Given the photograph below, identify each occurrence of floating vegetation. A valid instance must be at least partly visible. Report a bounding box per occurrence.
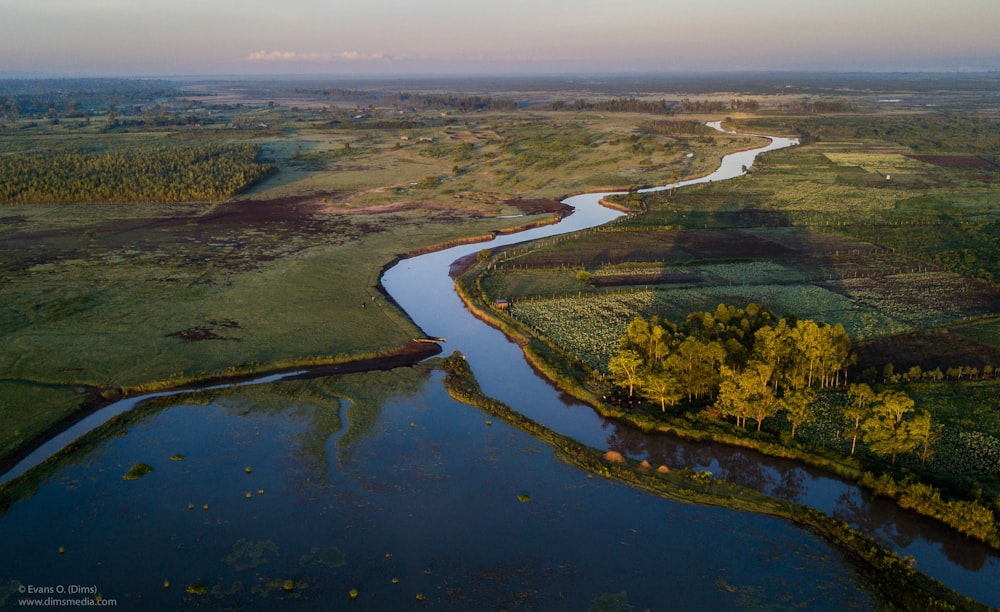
[299,546,347,569]
[517,493,531,503]
[122,463,153,480]
[225,539,279,571]
[186,582,208,596]
[163,580,170,589]
[349,588,359,599]
[588,590,633,612]
[170,454,185,461]
[245,466,253,474]
[283,580,295,592]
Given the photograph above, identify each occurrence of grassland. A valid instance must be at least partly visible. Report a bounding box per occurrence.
[0,80,778,467]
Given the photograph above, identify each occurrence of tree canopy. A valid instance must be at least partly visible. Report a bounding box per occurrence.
[609,303,855,435]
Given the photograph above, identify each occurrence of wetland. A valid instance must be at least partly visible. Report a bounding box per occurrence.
[2,74,999,608]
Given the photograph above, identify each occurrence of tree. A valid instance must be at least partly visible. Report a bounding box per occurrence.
[907,411,937,466]
[667,337,725,401]
[861,390,920,464]
[639,370,683,412]
[608,350,644,398]
[782,388,816,438]
[717,363,779,431]
[751,318,792,391]
[845,383,875,456]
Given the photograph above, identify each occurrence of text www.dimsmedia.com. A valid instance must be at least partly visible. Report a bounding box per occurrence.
[17,597,117,607]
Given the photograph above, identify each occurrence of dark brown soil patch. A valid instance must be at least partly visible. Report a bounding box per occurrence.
[675,229,796,259]
[503,198,573,216]
[854,331,1000,376]
[167,326,239,343]
[906,154,999,170]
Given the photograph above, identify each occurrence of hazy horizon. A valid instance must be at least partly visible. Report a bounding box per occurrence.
[2,0,998,77]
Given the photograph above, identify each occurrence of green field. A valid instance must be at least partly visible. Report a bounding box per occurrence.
[459,92,1000,539]
[0,79,783,465]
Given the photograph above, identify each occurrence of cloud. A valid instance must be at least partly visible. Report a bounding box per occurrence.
[246,50,389,63]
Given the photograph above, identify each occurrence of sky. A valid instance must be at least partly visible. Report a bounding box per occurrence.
[1,0,998,76]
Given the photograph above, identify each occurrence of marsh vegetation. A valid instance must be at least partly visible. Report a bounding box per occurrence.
[2,73,999,607]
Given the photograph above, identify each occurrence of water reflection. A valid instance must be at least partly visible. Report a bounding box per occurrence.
[0,369,878,610]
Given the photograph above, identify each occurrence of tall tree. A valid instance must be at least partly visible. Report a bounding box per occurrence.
[717,363,779,431]
[907,411,937,466]
[639,370,683,412]
[845,383,876,456]
[609,349,644,398]
[861,390,920,464]
[782,388,816,438]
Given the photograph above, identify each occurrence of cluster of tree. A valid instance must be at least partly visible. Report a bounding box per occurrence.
[844,383,934,465]
[608,304,853,433]
[0,143,276,204]
[875,363,996,384]
[677,98,760,113]
[393,93,518,112]
[552,98,676,114]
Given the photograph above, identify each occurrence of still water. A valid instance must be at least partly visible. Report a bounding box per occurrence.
[0,371,876,609]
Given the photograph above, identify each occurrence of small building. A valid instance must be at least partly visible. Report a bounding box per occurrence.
[494,299,511,310]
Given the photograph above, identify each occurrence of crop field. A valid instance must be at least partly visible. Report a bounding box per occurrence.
[487,112,1000,385]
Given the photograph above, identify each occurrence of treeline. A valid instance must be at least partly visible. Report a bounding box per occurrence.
[609,303,852,425]
[551,98,675,114]
[392,93,518,112]
[0,143,276,204]
[0,79,178,120]
[677,98,761,113]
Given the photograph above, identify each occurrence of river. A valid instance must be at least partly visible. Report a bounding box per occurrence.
[1,125,996,609]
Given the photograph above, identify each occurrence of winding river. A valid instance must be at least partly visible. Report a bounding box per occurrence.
[2,124,997,609]
[381,123,1000,607]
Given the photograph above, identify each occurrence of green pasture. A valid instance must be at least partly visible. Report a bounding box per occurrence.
[0,105,762,464]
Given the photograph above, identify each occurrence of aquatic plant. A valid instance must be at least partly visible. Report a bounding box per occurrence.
[225,539,278,571]
[186,582,208,595]
[349,588,359,599]
[170,454,185,461]
[122,463,153,480]
[298,546,346,569]
[517,493,531,503]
